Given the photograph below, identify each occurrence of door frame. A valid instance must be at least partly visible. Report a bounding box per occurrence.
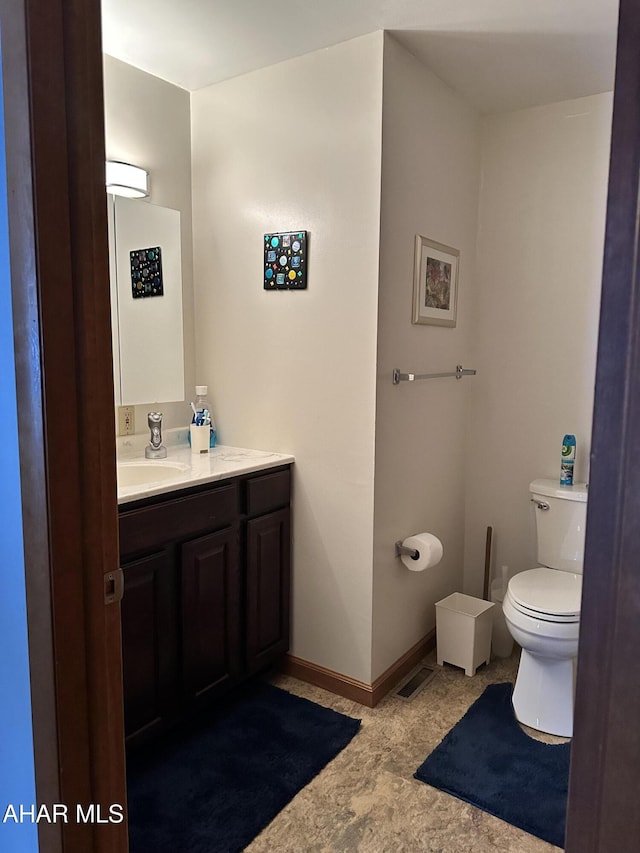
[565,1,640,849]
[3,0,640,851]
[2,0,127,851]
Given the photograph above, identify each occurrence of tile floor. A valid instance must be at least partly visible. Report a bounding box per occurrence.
[246,649,564,853]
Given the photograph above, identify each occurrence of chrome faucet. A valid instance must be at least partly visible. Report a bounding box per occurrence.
[145,411,167,459]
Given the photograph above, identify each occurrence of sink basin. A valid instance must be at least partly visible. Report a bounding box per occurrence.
[117,461,189,489]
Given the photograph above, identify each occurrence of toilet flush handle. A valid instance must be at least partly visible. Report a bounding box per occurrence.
[531,498,550,511]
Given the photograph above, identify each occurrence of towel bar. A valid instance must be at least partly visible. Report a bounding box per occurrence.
[392,365,477,384]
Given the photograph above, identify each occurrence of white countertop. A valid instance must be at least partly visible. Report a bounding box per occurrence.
[117,432,294,505]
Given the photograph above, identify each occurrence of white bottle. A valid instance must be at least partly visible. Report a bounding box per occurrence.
[192,385,217,448]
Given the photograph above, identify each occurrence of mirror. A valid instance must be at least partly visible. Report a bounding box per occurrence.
[107,195,185,406]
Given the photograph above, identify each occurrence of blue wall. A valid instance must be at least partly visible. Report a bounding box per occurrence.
[0,38,40,853]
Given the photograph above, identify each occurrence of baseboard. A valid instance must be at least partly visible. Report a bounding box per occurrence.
[370,629,436,706]
[281,629,436,708]
[281,656,375,706]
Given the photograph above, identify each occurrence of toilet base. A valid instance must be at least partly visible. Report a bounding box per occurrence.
[512,649,575,737]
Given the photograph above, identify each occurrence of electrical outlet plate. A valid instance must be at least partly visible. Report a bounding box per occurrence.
[118,405,135,436]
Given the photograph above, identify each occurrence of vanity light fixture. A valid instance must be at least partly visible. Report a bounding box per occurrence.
[105,160,149,198]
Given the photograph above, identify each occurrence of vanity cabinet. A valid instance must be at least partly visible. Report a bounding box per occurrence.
[119,465,291,747]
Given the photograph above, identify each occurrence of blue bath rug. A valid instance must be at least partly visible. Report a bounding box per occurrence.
[415,682,570,848]
[127,682,361,853]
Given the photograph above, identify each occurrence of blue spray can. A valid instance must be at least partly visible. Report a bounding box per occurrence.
[560,434,576,485]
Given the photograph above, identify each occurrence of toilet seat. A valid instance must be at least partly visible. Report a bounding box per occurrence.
[509,599,579,623]
[503,593,580,644]
[507,568,581,623]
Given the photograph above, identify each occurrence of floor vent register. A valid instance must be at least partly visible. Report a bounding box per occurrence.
[393,664,437,701]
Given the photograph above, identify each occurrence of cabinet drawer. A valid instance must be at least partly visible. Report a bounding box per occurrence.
[120,483,238,557]
[244,468,290,517]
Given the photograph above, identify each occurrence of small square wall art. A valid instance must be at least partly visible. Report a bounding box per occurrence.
[264,231,308,290]
[130,246,164,299]
[412,235,459,326]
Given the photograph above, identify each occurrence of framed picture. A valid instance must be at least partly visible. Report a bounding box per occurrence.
[264,230,308,290]
[412,235,459,327]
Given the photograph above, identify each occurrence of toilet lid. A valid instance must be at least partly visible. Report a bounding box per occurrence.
[508,568,582,618]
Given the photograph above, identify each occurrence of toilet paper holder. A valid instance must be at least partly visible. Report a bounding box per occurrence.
[395,540,420,561]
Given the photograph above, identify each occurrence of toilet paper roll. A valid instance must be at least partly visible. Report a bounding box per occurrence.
[400,533,444,572]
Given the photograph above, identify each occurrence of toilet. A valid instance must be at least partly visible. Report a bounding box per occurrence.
[502,478,587,737]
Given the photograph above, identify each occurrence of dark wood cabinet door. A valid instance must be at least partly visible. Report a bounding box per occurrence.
[181,526,241,701]
[121,549,176,744]
[246,508,291,674]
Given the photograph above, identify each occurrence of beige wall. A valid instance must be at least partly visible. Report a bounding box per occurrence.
[463,93,613,595]
[372,35,482,680]
[190,34,384,683]
[106,45,612,686]
[103,55,194,431]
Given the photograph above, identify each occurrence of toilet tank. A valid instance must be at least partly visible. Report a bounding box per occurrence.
[530,479,588,573]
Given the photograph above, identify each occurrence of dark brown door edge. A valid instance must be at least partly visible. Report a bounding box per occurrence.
[1,0,127,850]
[566,0,640,851]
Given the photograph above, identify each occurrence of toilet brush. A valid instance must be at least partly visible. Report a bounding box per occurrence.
[483,526,493,601]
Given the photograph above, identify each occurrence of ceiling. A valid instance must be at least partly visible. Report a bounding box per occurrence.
[101,0,619,114]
